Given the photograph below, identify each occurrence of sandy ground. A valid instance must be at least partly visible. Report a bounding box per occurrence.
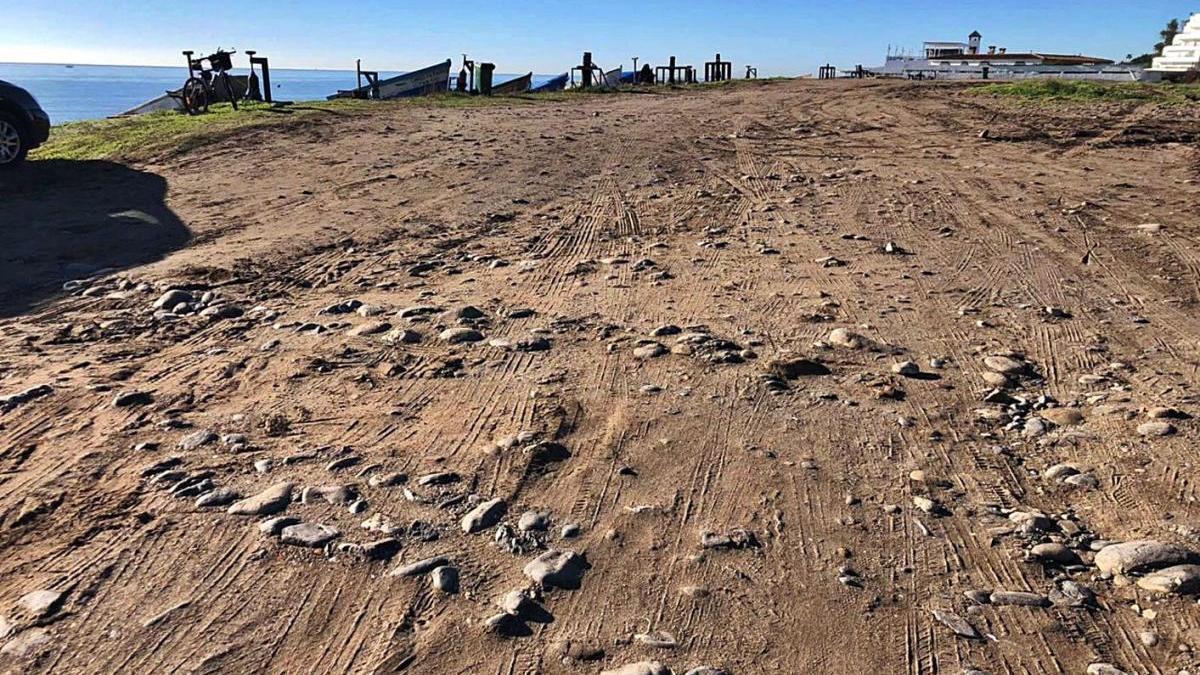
[2,79,1200,674]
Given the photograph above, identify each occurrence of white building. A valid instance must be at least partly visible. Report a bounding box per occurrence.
[1151,13,1200,72]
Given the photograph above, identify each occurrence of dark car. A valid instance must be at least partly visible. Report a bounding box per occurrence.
[0,80,51,167]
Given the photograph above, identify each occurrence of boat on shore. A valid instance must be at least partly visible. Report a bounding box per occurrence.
[117,75,250,116]
[493,72,532,95]
[603,67,622,87]
[530,72,568,93]
[328,59,451,100]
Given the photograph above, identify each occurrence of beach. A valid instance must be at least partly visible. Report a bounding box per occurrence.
[3,79,1200,674]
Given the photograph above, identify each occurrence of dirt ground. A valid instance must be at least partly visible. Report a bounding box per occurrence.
[2,79,1200,675]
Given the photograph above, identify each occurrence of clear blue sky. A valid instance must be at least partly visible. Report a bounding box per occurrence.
[5,0,1196,74]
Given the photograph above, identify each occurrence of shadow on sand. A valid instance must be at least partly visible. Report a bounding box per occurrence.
[0,160,190,318]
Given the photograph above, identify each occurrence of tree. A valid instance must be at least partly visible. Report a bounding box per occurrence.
[1154,18,1181,55]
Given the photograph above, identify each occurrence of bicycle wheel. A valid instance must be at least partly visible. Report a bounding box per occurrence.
[181,77,209,115]
[218,73,238,111]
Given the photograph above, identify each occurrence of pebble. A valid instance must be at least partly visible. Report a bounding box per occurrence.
[1029,543,1081,566]
[280,523,340,547]
[634,342,668,359]
[932,609,980,639]
[178,430,218,451]
[153,289,193,309]
[227,482,294,516]
[601,663,672,675]
[561,522,582,538]
[828,328,868,349]
[431,565,460,593]
[1040,408,1084,426]
[892,360,921,376]
[1095,540,1197,576]
[195,488,240,508]
[113,390,153,407]
[439,327,484,344]
[390,555,451,577]
[483,612,529,637]
[1087,665,1129,675]
[1135,564,1200,595]
[518,511,552,532]
[983,355,1027,375]
[0,627,52,657]
[524,550,587,589]
[258,516,300,536]
[989,590,1050,607]
[685,668,732,675]
[417,472,460,487]
[17,590,62,618]
[461,498,507,534]
[1137,421,1176,437]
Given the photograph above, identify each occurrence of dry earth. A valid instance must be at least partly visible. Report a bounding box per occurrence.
[2,79,1200,675]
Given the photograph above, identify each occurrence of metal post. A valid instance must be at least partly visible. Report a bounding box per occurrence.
[258,56,272,102]
[669,56,676,85]
[582,52,594,88]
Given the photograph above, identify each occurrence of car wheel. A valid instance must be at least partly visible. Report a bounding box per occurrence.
[0,113,28,167]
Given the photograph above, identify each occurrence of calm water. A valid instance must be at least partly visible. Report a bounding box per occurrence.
[0,62,561,124]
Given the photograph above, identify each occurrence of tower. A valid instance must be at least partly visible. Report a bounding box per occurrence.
[968,31,982,55]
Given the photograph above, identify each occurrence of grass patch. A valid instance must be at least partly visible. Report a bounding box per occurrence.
[30,89,636,163]
[33,79,781,164]
[971,79,1200,103]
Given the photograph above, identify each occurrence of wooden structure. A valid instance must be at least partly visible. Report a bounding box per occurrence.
[705,53,732,82]
[328,59,451,100]
[572,51,604,88]
[656,56,695,85]
[493,72,532,95]
[745,65,757,79]
[818,64,837,80]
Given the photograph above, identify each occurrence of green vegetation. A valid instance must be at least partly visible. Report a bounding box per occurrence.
[971,80,1200,104]
[32,78,780,163]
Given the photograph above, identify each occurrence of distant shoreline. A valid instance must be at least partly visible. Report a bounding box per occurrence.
[0,61,419,73]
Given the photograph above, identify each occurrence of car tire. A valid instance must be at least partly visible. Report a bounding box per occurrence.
[0,112,29,168]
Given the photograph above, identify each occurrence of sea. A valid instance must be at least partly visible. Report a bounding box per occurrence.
[0,62,562,124]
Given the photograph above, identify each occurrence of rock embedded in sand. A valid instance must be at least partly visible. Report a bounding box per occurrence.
[461,498,506,534]
[1137,421,1175,437]
[989,590,1050,607]
[431,565,460,593]
[280,523,339,547]
[18,590,62,618]
[1040,408,1083,426]
[983,355,1026,375]
[440,327,484,344]
[633,342,668,359]
[524,550,587,588]
[766,357,830,379]
[828,328,867,349]
[113,390,153,407]
[1087,665,1129,675]
[227,482,294,516]
[0,627,52,657]
[390,555,450,577]
[932,609,980,640]
[1029,543,1081,566]
[1094,540,1197,576]
[153,289,193,310]
[684,668,732,675]
[518,511,551,532]
[1134,564,1200,595]
[601,662,672,675]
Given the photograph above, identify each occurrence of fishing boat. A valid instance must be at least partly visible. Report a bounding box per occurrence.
[118,91,183,116]
[603,67,622,88]
[493,72,532,95]
[328,59,451,100]
[117,75,249,116]
[530,72,569,93]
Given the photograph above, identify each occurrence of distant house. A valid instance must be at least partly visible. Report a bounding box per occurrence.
[871,30,1136,81]
[1150,13,1200,73]
[927,51,1113,68]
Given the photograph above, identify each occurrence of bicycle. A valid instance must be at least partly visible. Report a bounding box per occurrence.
[173,49,240,115]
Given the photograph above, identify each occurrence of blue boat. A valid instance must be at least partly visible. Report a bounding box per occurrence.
[493,72,533,95]
[530,73,569,93]
[328,59,451,100]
